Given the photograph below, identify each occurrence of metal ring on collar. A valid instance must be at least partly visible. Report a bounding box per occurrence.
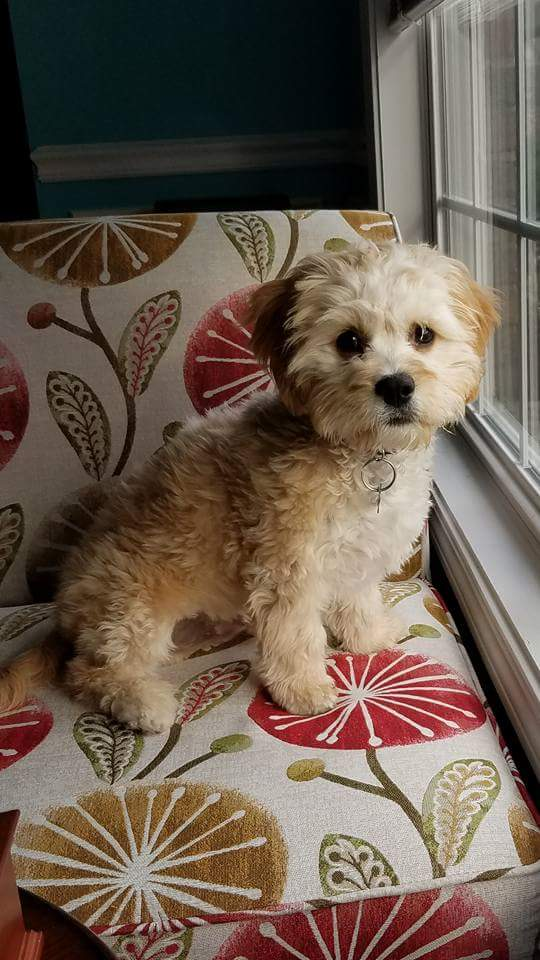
[360,455,397,493]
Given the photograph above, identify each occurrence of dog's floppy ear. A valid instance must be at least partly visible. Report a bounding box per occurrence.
[447,260,500,402]
[249,248,371,413]
[249,272,306,414]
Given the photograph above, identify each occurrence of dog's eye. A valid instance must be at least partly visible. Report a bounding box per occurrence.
[413,324,435,346]
[336,329,365,356]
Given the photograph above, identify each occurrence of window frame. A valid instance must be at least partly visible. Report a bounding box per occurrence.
[364,0,540,777]
[426,1,540,529]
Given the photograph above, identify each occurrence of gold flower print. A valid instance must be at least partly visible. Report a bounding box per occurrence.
[340,210,397,243]
[0,214,196,286]
[387,537,423,581]
[508,803,540,865]
[14,781,287,929]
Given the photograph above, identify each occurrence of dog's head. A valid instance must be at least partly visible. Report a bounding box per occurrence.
[249,242,499,449]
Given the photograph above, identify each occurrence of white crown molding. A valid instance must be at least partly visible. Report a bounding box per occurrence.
[31,130,365,184]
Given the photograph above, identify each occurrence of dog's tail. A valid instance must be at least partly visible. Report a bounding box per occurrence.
[0,632,68,712]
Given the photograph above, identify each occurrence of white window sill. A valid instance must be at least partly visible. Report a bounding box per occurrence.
[431,430,540,779]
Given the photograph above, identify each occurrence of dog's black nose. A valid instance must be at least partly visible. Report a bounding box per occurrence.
[375,373,415,408]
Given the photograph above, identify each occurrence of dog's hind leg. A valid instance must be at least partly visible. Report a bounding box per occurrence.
[62,591,179,733]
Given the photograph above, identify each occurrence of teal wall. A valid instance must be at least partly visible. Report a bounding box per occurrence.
[9,0,366,216]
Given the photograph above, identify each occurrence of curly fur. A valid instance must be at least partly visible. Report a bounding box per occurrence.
[0,242,498,730]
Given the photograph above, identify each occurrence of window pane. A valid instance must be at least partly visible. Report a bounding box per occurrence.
[437,0,519,213]
[445,209,474,266]
[432,0,539,487]
[529,240,539,468]
[440,7,474,201]
[484,226,522,442]
[526,0,539,220]
[481,2,518,213]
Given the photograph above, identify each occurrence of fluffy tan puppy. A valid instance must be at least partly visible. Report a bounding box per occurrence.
[0,242,498,732]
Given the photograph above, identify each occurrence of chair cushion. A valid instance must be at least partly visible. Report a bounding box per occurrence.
[1,579,538,958]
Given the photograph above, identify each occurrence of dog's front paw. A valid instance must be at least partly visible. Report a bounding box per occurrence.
[269,675,338,716]
[108,680,178,734]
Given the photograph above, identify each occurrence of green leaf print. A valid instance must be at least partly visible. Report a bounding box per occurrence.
[118,291,182,398]
[319,834,399,894]
[0,604,55,643]
[324,237,352,253]
[0,503,24,586]
[134,659,251,779]
[422,759,500,869]
[74,712,144,784]
[47,371,111,480]
[408,623,441,638]
[218,213,275,281]
[380,580,421,606]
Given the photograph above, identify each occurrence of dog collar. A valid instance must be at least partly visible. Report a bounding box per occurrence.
[360,449,397,513]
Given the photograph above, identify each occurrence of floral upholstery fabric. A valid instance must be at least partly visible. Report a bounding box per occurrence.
[0,211,538,958]
[0,583,538,958]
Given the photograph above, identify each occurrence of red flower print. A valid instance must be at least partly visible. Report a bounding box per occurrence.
[215,886,508,959]
[0,700,53,771]
[248,651,485,749]
[0,339,29,470]
[184,286,273,414]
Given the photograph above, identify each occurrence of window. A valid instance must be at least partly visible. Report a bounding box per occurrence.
[367,0,540,776]
[428,0,539,500]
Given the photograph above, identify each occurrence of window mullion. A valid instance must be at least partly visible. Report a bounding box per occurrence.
[439,196,540,241]
[470,13,482,211]
[516,0,529,467]
[470,10,489,415]
[427,14,445,248]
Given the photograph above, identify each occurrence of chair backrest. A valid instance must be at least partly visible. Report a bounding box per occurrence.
[0,210,400,605]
